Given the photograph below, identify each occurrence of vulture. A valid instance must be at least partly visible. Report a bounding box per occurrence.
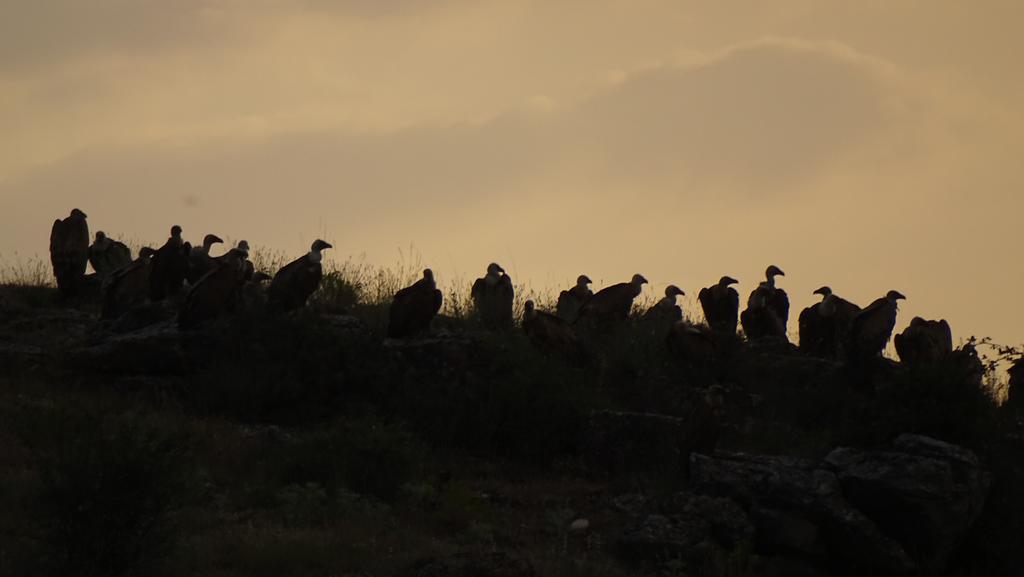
[239,271,272,311]
[698,276,739,334]
[267,239,332,313]
[849,290,906,361]
[149,225,191,301]
[576,274,648,326]
[178,248,250,329]
[88,231,132,277]
[556,275,593,323]
[388,268,443,338]
[643,285,686,323]
[101,247,156,319]
[186,233,224,285]
[741,266,788,340]
[894,317,953,366]
[798,286,861,359]
[471,262,514,330]
[522,300,589,363]
[49,209,90,297]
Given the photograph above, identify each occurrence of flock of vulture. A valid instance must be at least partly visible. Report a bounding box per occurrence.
[48,209,955,365]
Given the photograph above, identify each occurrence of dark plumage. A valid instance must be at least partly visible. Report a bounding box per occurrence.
[741,266,788,340]
[522,300,589,363]
[187,234,224,285]
[49,208,90,297]
[102,247,156,319]
[666,322,718,366]
[471,263,514,330]
[178,249,250,329]
[577,274,648,326]
[388,269,443,338]
[643,285,685,323]
[149,225,191,301]
[850,290,906,361]
[798,286,861,359]
[894,317,953,366]
[88,231,132,277]
[698,276,739,333]
[267,240,332,313]
[556,275,593,323]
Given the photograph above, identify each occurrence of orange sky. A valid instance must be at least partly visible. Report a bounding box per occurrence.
[1,1,1021,346]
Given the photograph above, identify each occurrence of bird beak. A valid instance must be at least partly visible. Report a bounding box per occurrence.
[324,242,334,249]
[213,236,224,244]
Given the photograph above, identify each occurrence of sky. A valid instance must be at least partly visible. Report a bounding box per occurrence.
[0,0,1021,346]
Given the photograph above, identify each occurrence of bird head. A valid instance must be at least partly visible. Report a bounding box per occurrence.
[236,240,250,252]
[631,274,648,286]
[70,208,87,219]
[203,234,224,248]
[311,239,333,252]
[138,247,157,258]
[94,231,107,242]
[423,268,434,281]
[577,274,592,286]
[170,225,183,238]
[766,265,785,280]
[487,263,505,275]
[886,290,906,302]
[665,285,685,298]
[719,276,739,287]
[813,286,832,298]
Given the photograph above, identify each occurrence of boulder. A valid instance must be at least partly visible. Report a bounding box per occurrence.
[690,452,916,575]
[824,434,990,573]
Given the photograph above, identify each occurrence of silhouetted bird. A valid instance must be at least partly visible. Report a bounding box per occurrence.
[556,275,593,323]
[850,290,905,361]
[267,239,331,313]
[49,209,90,297]
[149,225,191,301]
[577,274,648,326]
[894,317,953,366]
[187,233,224,285]
[178,248,249,329]
[388,269,443,338]
[471,263,514,330]
[522,300,589,364]
[699,276,739,334]
[102,247,157,319]
[666,322,718,366]
[798,286,861,359]
[643,285,685,323]
[88,231,132,277]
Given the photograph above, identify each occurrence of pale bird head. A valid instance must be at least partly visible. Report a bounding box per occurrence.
[813,286,832,298]
[203,234,224,247]
[631,274,648,286]
[524,299,536,314]
[171,225,183,238]
[94,231,107,242]
[719,276,739,287]
[311,239,333,252]
[577,274,592,286]
[237,240,250,252]
[665,285,685,298]
[487,263,505,275]
[423,268,434,282]
[70,208,87,219]
[766,265,785,280]
[886,290,906,302]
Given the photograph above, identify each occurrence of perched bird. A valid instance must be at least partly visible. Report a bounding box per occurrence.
[187,233,225,284]
[238,271,272,311]
[556,275,593,323]
[741,266,789,340]
[698,276,739,334]
[894,317,953,366]
[49,209,90,297]
[522,300,590,364]
[643,285,686,323]
[471,263,514,330]
[88,231,132,277]
[850,290,906,361]
[577,274,648,326]
[101,247,157,319]
[178,248,250,329]
[267,239,332,313]
[218,240,255,282]
[149,225,191,301]
[388,269,443,338]
[798,286,861,359]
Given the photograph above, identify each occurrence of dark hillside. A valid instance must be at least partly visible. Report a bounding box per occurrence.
[0,282,1021,577]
